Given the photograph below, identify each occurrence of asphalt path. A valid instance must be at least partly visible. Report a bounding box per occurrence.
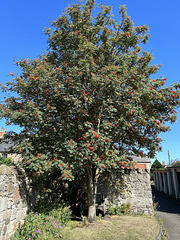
[152,186,180,240]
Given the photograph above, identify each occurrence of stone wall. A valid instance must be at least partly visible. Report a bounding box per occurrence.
[0,156,154,239]
[97,159,154,215]
[112,168,154,214]
[0,165,27,240]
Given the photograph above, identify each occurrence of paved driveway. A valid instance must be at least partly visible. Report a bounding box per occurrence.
[152,186,180,240]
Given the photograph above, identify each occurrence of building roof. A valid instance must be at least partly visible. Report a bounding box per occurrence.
[0,139,14,153]
[131,155,151,163]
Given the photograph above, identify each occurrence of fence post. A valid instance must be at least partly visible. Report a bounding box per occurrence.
[172,169,179,199]
[167,170,172,196]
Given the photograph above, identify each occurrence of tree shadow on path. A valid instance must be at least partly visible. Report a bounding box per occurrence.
[152,185,180,214]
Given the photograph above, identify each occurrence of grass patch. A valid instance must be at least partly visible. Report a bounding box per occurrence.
[11,200,160,240]
[62,215,160,240]
[157,217,169,240]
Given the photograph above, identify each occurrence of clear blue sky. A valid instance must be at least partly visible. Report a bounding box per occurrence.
[0,0,180,165]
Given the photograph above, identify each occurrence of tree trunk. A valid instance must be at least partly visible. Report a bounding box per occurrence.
[87,167,98,222]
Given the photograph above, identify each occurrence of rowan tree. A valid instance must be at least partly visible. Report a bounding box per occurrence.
[1,0,180,221]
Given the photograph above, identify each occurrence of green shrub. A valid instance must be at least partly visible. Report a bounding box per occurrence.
[107,202,131,215]
[107,204,121,215]
[0,157,14,166]
[11,203,72,240]
[34,201,72,225]
[48,203,72,225]
[120,203,131,214]
[11,212,63,239]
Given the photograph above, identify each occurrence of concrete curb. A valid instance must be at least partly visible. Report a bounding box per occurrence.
[155,215,162,240]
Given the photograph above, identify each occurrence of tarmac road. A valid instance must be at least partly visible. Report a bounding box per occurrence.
[152,186,180,240]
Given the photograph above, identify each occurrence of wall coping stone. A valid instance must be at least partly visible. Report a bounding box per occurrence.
[0,165,17,175]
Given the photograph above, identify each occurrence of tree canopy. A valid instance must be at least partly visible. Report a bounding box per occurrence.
[0,0,180,221]
[151,159,164,169]
[170,159,180,167]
